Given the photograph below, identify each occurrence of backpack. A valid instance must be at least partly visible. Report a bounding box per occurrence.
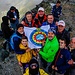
[10,33,21,50]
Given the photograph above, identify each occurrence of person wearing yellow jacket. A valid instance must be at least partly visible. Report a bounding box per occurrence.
[23,58,48,75]
[16,36,37,73]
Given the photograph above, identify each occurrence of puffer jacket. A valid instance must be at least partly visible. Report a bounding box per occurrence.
[16,43,36,63]
[23,68,48,75]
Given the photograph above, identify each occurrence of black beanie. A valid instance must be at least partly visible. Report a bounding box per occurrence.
[17,24,24,30]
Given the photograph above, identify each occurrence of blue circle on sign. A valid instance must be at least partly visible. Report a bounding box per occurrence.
[30,29,47,46]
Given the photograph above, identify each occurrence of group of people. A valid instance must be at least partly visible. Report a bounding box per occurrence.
[1,0,75,75]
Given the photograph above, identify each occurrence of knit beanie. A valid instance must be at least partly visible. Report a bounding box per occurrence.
[17,24,24,30]
[48,28,56,34]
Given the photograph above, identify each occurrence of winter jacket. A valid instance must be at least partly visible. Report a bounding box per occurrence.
[16,43,37,63]
[34,14,47,27]
[52,5,62,18]
[55,48,71,74]
[23,68,48,75]
[10,31,25,54]
[7,9,19,23]
[56,29,70,46]
[21,17,35,27]
[39,36,59,62]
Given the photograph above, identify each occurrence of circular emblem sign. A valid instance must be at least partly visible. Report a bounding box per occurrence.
[30,28,47,46]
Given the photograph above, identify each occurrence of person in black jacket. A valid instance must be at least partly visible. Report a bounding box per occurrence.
[1,16,14,39]
[1,16,14,50]
[7,6,19,31]
[56,20,70,46]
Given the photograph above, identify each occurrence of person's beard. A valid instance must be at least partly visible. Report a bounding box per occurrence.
[48,37,53,40]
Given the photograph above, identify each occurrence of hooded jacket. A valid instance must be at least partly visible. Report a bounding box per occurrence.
[1,16,14,39]
[39,36,59,62]
[16,43,37,63]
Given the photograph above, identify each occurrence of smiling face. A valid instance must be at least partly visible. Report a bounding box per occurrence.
[21,39,28,47]
[48,32,55,40]
[58,25,65,33]
[17,27,24,34]
[38,10,45,17]
[47,15,54,24]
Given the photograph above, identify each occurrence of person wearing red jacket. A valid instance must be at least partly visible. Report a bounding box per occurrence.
[34,7,47,28]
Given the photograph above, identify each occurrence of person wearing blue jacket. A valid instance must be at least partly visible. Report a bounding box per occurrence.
[52,38,72,75]
[52,1,62,22]
[42,14,57,33]
[10,24,25,54]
